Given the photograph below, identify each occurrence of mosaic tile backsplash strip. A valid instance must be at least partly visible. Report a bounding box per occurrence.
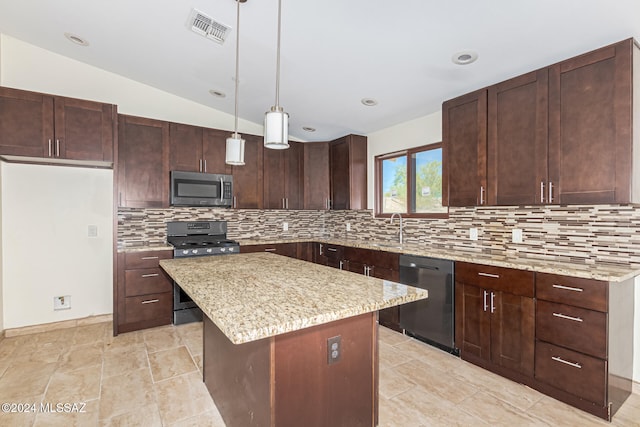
[118,204,640,268]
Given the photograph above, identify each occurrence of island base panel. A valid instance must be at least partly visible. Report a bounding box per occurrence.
[204,312,379,427]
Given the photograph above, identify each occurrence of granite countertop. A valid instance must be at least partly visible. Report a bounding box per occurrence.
[121,237,640,282]
[237,238,640,282]
[159,252,428,345]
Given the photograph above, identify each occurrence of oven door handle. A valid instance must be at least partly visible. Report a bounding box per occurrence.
[220,177,224,202]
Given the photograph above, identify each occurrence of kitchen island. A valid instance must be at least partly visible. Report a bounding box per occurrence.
[160,252,428,427]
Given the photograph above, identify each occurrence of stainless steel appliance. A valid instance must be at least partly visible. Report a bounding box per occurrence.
[170,170,233,207]
[399,255,458,355]
[167,220,240,324]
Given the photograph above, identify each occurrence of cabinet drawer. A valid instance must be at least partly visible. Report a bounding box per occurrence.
[535,341,606,405]
[322,244,344,261]
[125,268,173,297]
[536,300,607,358]
[124,292,172,324]
[455,262,534,297]
[536,273,607,312]
[124,250,173,269]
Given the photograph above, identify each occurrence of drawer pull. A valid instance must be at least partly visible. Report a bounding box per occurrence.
[141,299,159,304]
[478,272,500,279]
[264,248,277,252]
[141,256,159,260]
[141,273,159,278]
[552,284,583,292]
[327,248,338,252]
[551,356,582,369]
[552,312,583,322]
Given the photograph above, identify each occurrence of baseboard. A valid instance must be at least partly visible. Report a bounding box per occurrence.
[4,314,113,338]
[634,380,640,395]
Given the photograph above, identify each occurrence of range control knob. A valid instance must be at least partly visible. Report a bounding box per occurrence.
[182,250,189,255]
[191,249,198,254]
[228,247,235,252]
[206,248,213,253]
[220,247,227,252]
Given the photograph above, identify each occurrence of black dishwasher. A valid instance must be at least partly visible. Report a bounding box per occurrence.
[399,255,458,355]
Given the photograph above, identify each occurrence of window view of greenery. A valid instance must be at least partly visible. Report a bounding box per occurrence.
[378,143,447,216]
[382,156,407,213]
[412,148,446,213]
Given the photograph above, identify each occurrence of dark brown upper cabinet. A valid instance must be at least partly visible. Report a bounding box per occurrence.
[445,38,637,207]
[169,122,230,175]
[117,115,170,208]
[548,38,634,204]
[303,142,331,210]
[443,89,488,207]
[0,86,115,163]
[231,133,264,209]
[487,69,548,205]
[330,134,367,210]
[263,141,303,210]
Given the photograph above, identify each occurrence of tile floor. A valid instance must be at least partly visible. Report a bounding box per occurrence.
[0,321,638,426]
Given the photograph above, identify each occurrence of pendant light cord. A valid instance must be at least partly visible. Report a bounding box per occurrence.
[233,0,241,136]
[275,0,282,108]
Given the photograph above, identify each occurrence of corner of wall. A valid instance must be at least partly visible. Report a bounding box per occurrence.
[0,161,4,335]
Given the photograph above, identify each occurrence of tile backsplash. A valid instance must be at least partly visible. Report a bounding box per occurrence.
[118,204,640,268]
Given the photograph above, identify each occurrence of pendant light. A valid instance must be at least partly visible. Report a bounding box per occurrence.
[264,0,289,149]
[225,0,246,165]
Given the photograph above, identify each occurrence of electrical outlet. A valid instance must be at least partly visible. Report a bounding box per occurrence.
[54,295,71,310]
[327,335,341,365]
[469,228,478,241]
[88,224,98,237]
[282,222,288,231]
[512,228,523,243]
[346,223,351,231]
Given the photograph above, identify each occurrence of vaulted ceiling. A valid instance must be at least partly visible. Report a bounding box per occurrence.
[1,0,639,141]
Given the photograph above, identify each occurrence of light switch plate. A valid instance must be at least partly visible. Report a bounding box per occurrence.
[88,225,98,237]
[282,222,289,231]
[346,223,351,231]
[469,228,478,241]
[512,228,523,243]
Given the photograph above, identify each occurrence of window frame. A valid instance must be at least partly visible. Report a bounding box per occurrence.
[374,142,448,219]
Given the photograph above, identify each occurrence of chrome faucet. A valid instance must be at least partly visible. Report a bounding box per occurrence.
[390,213,403,245]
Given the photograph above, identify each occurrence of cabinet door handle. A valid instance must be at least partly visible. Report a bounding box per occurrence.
[56,139,60,157]
[141,273,159,278]
[548,181,554,203]
[327,247,337,252]
[551,356,582,369]
[48,139,53,157]
[479,185,485,205]
[233,196,237,209]
[319,243,323,256]
[478,272,500,279]
[552,284,583,292]
[552,312,583,322]
[141,256,159,260]
[264,248,277,252]
[203,159,207,173]
[282,198,286,209]
[119,192,123,206]
[199,159,203,172]
[286,198,289,209]
[483,290,489,312]
[364,265,368,275]
[141,299,160,304]
[339,260,344,270]
[540,181,545,203]
[490,292,496,313]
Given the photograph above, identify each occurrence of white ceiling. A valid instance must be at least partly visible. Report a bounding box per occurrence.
[1,0,639,142]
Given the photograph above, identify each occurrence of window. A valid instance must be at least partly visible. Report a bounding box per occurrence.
[375,142,447,218]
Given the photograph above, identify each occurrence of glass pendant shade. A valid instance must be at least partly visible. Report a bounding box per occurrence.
[264,107,289,149]
[225,134,245,165]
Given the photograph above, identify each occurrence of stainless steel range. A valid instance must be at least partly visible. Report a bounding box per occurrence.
[167,220,240,324]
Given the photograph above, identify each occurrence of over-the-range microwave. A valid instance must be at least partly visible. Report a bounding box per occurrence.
[170,170,233,207]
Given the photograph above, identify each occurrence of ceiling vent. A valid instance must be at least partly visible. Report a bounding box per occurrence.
[189,9,230,44]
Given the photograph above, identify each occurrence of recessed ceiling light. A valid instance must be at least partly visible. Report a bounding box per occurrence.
[452,51,478,65]
[209,89,226,98]
[64,32,89,46]
[302,126,316,132]
[361,98,378,107]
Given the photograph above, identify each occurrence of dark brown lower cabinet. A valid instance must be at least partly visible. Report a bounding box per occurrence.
[240,242,297,258]
[115,250,174,334]
[203,312,378,426]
